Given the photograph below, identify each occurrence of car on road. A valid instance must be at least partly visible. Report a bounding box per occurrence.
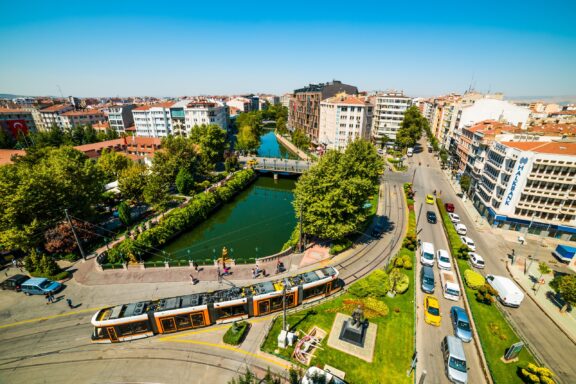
[455,223,467,235]
[425,194,435,204]
[469,253,485,269]
[426,211,437,224]
[421,265,435,293]
[0,274,29,292]
[420,241,435,266]
[437,249,452,270]
[247,159,258,167]
[442,336,468,384]
[21,277,63,296]
[460,236,476,251]
[445,203,455,213]
[424,295,441,326]
[448,213,460,223]
[450,306,472,343]
[301,367,347,384]
[486,275,525,307]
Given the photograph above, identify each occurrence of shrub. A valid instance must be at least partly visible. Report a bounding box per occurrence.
[456,244,471,260]
[464,270,485,290]
[329,238,353,255]
[518,362,556,384]
[364,297,389,317]
[389,268,409,294]
[476,284,498,305]
[223,321,249,345]
[348,270,390,299]
[402,234,417,251]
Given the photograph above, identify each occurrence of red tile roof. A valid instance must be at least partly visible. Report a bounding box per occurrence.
[133,102,175,111]
[40,104,72,113]
[501,141,576,155]
[0,149,26,165]
[93,121,110,130]
[62,110,105,117]
[0,108,33,114]
[323,94,369,106]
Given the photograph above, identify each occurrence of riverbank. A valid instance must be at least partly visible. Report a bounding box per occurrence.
[275,132,310,160]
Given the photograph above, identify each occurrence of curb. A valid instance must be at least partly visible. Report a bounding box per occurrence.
[505,262,576,345]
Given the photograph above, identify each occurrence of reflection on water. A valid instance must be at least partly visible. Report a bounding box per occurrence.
[258,129,298,159]
[159,175,297,263]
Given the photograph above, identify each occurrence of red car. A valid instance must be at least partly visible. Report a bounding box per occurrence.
[445,203,455,213]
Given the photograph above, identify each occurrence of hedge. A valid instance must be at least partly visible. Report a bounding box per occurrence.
[223,321,250,345]
[464,269,485,290]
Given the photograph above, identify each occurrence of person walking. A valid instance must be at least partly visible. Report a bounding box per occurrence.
[48,292,54,304]
[193,261,199,272]
[45,293,51,305]
[66,298,73,309]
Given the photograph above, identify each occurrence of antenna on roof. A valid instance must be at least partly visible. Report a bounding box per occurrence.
[57,85,64,99]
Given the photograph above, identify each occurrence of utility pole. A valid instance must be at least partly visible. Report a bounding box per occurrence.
[282,279,288,331]
[411,168,417,184]
[65,208,86,261]
[299,204,304,252]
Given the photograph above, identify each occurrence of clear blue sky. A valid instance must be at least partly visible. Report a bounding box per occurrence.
[1,0,575,98]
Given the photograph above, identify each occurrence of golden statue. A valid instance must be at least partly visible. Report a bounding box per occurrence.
[217,247,231,269]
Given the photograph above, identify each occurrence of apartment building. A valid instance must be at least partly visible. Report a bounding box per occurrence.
[289,80,358,143]
[226,97,252,113]
[319,93,373,150]
[458,98,530,131]
[38,104,74,130]
[371,91,412,144]
[184,99,228,132]
[106,104,135,133]
[62,110,106,129]
[474,141,576,240]
[133,102,175,137]
[0,108,37,138]
[280,93,292,109]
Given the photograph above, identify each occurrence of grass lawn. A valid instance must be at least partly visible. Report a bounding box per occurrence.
[261,280,414,384]
[436,198,536,383]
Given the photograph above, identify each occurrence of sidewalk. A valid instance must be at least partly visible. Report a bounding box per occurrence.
[507,258,576,343]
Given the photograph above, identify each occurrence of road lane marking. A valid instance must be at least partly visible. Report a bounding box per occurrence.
[0,307,104,329]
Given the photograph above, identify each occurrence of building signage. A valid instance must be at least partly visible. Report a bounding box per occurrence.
[504,341,524,361]
[504,157,529,207]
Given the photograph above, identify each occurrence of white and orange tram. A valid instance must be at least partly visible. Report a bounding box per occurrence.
[91,266,341,343]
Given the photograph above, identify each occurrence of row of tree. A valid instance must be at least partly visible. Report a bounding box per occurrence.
[235,105,289,153]
[394,105,427,149]
[293,139,383,241]
[0,124,120,150]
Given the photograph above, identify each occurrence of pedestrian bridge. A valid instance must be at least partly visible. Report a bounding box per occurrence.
[239,156,313,174]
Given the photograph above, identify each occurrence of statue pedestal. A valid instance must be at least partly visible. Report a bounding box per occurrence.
[339,319,366,347]
[327,313,377,363]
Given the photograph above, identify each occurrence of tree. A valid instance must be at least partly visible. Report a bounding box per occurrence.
[224,152,239,173]
[152,136,205,185]
[551,275,576,312]
[118,163,148,203]
[189,124,227,163]
[143,173,171,212]
[395,106,426,148]
[44,219,98,256]
[117,201,131,226]
[97,148,131,181]
[291,128,310,150]
[175,168,194,195]
[236,125,260,153]
[460,174,471,193]
[439,148,449,166]
[0,128,16,149]
[276,116,287,135]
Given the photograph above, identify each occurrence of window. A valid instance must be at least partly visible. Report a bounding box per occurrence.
[117,321,150,336]
[161,318,176,332]
[303,284,327,299]
[215,304,246,319]
[175,314,192,330]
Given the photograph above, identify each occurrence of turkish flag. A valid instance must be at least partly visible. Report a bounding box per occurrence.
[7,120,28,137]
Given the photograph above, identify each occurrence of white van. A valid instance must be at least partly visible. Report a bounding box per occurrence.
[420,242,435,266]
[486,275,525,307]
[442,335,468,384]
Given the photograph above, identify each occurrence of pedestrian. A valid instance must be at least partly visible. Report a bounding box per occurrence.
[190,274,194,284]
[48,292,54,303]
[66,298,73,309]
[193,261,198,272]
[252,268,256,279]
[45,293,50,305]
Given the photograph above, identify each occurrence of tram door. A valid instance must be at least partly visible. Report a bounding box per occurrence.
[258,300,270,316]
[107,327,118,342]
[161,317,177,333]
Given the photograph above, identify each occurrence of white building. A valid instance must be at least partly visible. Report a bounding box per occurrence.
[106,104,135,134]
[459,99,530,130]
[226,97,252,113]
[38,104,74,130]
[62,110,106,129]
[280,93,292,109]
[371,91,412,144]
[133,102,175,138]
[474,141,576,240]
[319,93,373,150]
[184,99,228,132]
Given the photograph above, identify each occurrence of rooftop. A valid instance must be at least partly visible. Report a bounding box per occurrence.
[40,104,73,113]
[133,102,175,111]
[0,108,33,114]
[501,141,576,156]
[322,93,369,106]
[62,110,105,117]
[0,149,26,165]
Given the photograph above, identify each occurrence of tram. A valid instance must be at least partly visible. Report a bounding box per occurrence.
[91,266,341,343]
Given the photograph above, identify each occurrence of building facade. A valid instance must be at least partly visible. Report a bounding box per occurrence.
[62,110,106,129]
[474,141,576,240]
[38,104,74,130]
[106,104,135,133]
[289,81,358,144]
[458,99,530,130]
[184,99,228,132]
[133,102,175,138]
[319,93,373,150]
[226,97,252,113]
[371,91,412,144]
[0,108,37,139]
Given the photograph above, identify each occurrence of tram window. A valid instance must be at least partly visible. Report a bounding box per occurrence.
[132,321,150,334]
[161,318,177,332]
[271,296,283,311]
[287,293,295,307]
[191,313,205,327]
[215,304,246,319]
[117,323,134,336]
[303,284,326,299]
[175,314,192,329]
[93,327,107,339]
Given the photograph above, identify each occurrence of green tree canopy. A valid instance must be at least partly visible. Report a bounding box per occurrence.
[118,162,148,203]
[189,124,227,163]
[291,128,310,150]
[395,105,426,149]
[460,174,471,193]
[153,135,206,185]
[175,168,194,195]
[144,173,171,212]
[236,125,260,153]
[0,146,104,251]
[97,148,131,181]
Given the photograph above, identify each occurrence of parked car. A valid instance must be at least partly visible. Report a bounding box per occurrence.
[460,236,476,251]
[426,211,437,224]
[486,275,525,307]
[450,306,472,343]
[21,277,63,296]
[425,194,435,205]
[420,242,435,266]
[448,213,460,223]
[445,203,455,213]
[469,253,485,269]
[455,223,467,235]
[437,249,452,270]
[421,265,435,294]
[424,295,441,326]
[0,274,30,292]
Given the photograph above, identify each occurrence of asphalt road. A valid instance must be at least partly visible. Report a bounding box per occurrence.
[412,141,576,383]
[412,153,486,384]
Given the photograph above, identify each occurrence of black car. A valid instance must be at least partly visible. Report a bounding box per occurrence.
[426,211,437,224]
[0,274,30,292]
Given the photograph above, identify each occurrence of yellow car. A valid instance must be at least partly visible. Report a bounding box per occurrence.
[425,194,435,204]
[247,159,258,167]
[424,295,441,326]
